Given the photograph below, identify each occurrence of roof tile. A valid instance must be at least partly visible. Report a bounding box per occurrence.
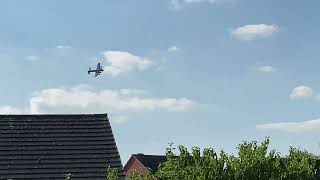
[0,114,123,179]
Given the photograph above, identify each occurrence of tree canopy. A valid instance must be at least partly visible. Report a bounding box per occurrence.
[109,138,320,180]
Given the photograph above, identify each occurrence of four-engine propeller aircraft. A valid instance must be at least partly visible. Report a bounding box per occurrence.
[88,62,104,77]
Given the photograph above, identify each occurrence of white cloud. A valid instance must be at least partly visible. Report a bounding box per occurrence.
[0,85,198,122]
[110,115,128,124]
[170,0,224,9]
[28,85,197,114]
[289,86,314,100]
[103,51,154,77]
[256,65,276,73]
[56,45,72,49]
[0,106,22,114]
[256,118,320,133]
[26,55,40,62]
[231,24,279,41]
[168,46,180,52]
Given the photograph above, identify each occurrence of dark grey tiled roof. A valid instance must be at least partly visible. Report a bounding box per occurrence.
[134,154,167,174]
[0,114,124,179]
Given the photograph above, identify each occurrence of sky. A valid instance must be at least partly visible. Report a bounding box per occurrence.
[1,0,320,163]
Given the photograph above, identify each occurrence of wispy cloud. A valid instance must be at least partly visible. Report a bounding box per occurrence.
[0,85,199,123]
[257,118,320,133]
[110,115,128,124]
[29,85,197,114]
[257,86,318,132]
[231,24,279,41]
[289,86,314,100]
[170,0,226,10]
[102,51,154,77]
[56,45,72,49]
[256,65,276,73]
[168,46,180,52]
[25,55,40,62]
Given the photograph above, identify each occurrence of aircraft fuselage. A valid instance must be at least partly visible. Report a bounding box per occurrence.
[88,70,104,73]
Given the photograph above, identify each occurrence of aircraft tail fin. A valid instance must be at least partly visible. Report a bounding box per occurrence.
[88,67,91,74]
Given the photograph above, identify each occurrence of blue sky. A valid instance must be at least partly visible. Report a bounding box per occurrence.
[1,0,320,162]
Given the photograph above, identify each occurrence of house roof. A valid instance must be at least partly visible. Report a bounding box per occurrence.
[133,154,167,174]
[0,114,124,179]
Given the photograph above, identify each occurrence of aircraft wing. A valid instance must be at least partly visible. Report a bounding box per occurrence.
[95,71,99,77]
[96,63,101,70]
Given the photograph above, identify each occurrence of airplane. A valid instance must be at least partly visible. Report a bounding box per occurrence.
[88,62,104,77]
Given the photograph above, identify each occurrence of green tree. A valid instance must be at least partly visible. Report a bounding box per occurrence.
[106,166,118,180]
[281,147,318,180]
[227,139,282,180]
[126,168,155,180]
[156,143,231,180]
[155,138,319,180]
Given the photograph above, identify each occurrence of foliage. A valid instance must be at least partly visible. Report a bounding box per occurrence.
[106,166,118,180]
[103,138,318,179]
[155,138,319,180]
[126,168,155,180]
[281,147,318,180]
[226,138,283,179]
